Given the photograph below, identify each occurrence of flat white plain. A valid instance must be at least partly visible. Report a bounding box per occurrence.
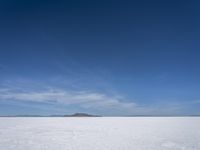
[0,117,200,150]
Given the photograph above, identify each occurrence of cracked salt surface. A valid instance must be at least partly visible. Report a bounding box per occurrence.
[0,117,200,150]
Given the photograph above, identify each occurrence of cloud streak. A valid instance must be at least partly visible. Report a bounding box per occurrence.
[0,88,142,115]
[0,86,192,116]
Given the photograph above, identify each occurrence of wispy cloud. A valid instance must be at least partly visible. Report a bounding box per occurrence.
[0,88,142,115]
[1,80,196,115]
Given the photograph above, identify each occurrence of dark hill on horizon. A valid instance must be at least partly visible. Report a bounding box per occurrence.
[0,113,101,117]
[64,113,100,117]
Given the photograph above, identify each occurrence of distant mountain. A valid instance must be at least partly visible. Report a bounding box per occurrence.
[64,113,100,117]
[0,113,100,117]
[1,114,200,117]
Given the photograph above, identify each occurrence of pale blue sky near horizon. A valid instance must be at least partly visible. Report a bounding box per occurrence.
[0,0,200,116]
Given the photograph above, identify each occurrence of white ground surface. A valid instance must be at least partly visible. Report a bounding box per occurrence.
[0,117,200,150]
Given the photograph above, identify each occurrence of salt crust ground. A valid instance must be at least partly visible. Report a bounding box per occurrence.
[0,117,200,150]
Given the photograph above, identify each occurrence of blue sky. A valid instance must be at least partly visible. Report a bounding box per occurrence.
[0,0,200,116]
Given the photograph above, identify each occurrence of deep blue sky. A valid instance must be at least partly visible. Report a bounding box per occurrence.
[0,0,200,116]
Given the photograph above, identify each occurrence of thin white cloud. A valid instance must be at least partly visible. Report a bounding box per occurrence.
[0,87,190,116]
[0,88,140,115]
